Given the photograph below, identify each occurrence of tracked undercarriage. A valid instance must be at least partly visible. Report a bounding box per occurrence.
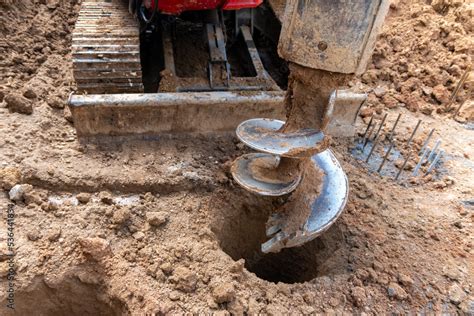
[72,1,143,94]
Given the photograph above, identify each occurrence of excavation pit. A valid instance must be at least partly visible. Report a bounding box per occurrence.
[211,189,348,284]
[1,275,129,316]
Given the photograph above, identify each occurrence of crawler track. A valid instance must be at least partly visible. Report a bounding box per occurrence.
[72,0,143,94]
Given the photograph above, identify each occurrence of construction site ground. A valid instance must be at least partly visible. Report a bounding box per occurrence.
[0,0,473,314]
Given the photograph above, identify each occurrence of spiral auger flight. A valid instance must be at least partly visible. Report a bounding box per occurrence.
[231,91,349,253]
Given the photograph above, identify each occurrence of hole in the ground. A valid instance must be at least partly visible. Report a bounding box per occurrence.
[1,274,129,315]
[211,189,348,284]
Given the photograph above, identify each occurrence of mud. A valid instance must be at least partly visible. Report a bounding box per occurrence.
[274,63,349,235]
[274,158,323,235]
[282,64,351,132]
[244,154,323,235]
[0,0,473,314]
[249,156,302,184]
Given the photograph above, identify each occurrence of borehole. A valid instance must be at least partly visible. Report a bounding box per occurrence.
[211,189,348,284]
[1,275,129,316]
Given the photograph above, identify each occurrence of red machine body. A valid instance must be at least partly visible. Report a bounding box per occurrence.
[149,0,263,14]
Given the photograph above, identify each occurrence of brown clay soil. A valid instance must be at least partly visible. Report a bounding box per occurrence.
[0,0,473,315]
[356,0,473,121]
[282,66,351,132]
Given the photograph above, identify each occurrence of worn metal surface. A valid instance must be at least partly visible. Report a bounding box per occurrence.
[206,23,231,89]
[413,146,430,177]
[73,0,143,94]
[266,0,286,22]
[231,153,302,196]
[68,89,363,139]
[326,91,366,137]
[261,149,349,253]
[407,119,422,146]
[68,91,286,138]
[278,0,390,74]
[425,150,443,175]
[240,25,276,88]
[419,128,435,155]
[365,113,387,162]
[160,23,278,92]
[236,118,328,158]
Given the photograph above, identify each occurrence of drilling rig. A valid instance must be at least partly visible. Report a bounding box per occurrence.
[68,0,389,252]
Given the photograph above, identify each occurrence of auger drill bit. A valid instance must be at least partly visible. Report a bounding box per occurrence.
[231,91,349,253]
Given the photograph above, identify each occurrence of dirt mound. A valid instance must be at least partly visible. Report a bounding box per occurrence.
[0,0,79,102]
[357,0,472,116]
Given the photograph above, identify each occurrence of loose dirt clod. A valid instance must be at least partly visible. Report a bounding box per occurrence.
[351,286,367,307]
[23,88,37,100]
[99,191,114,205]
[0,167,21,190]
[27,228,42,241]
[78,237,111,261]
[170,267,198,293]
[76,192,91,204]
[387,282,409,300]
[5,93,33,114]
[111,208,131,225]
[212,283,235,303]
[146,211,168,226]
[47,96,65,109]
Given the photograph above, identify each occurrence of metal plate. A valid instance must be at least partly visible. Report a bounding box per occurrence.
[236,118,328,158]
[231,153,302,196]
[278,0,390,74]
[262,149,349,253]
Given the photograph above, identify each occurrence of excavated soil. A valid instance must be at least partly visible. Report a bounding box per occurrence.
[274,158,323,235]
[248,156,302,184]
[356,0,473,120]
[282,66,351,132]
[0,0,473,314]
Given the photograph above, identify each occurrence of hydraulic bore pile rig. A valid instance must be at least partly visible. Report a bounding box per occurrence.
[68,0,390,252]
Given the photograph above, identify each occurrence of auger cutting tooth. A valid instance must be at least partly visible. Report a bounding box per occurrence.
[266,224,282,237]
[261,231,288,254]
